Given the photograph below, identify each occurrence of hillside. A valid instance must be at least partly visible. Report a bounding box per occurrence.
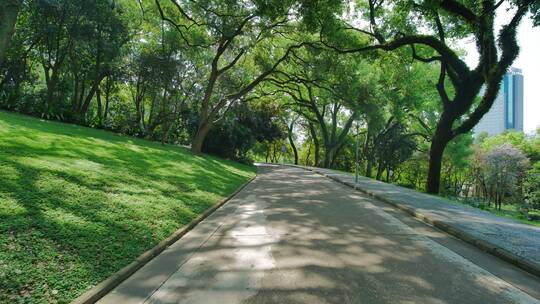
[0,111,255,303]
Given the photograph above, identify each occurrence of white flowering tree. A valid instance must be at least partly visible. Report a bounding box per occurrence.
[482,143,530,210]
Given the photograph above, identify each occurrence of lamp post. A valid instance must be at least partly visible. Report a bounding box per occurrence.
[355,122,359,187]
[281,145,287,164]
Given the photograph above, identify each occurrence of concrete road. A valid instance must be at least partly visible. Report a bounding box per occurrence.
[100,164,540,304]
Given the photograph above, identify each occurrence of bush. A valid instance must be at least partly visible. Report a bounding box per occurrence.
[524,163,540,210]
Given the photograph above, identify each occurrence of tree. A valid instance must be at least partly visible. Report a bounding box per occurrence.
[203,101,283,162]
[480,143,530,210]
[481,130,540,163]
[154,0,322,153]
[373,121,416,181]
[280,111,300,165]
[68,1,129,123]
[21,0,128,119]
[398,152,430,189]
[321,0,540,193]
[268,47,379,168]
[125,38,196,137]
[0,0,21,67]
[524,162,540,212]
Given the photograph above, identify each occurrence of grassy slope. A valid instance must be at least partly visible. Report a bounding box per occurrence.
[0,111,255,303]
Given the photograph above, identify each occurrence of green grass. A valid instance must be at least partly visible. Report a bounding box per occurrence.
[0,111,255,303]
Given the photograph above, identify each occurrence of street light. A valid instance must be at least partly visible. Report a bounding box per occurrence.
[355,122,359,187]
[281,145,287,165]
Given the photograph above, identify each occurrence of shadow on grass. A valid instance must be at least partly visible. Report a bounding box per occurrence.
[0,111,255,302]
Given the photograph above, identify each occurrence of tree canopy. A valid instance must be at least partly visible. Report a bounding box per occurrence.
[1,0,539,196]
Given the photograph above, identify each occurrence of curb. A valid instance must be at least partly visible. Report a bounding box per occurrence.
[71,175,256,304]
[287,164,540,278]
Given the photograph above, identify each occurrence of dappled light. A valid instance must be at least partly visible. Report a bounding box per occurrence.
[0,112,255,302]
[100,165,539,304]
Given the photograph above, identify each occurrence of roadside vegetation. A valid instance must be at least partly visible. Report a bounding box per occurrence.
[447,198,540,228]
[0,111,255,302]
[397,130,540,226]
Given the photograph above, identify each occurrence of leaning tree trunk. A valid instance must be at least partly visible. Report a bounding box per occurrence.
[103,77,112,122]
[287,129,299,165]
[289,139,299,165]
[191,118,213,154]
[426,122,453,194]
[96,85,103,126]
[0,0,20,67]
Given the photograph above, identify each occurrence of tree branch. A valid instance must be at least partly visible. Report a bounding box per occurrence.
[439,0,478,24]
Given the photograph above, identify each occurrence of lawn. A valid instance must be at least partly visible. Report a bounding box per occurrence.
[0,111,256,303]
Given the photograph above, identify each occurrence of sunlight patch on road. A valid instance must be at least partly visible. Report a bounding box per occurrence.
[146,194,278,304]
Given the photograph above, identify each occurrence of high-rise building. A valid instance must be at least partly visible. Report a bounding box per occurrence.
[474,67,524,136]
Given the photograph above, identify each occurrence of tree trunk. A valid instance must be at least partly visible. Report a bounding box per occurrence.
[104,79,110,122]
[376,165,383,181]
[80,77,103,119]
[323,147,333,168]
[304,142,312,166]
[322,145,340,169]
[0,0,20,67]
[72,73,80,112]
[426,135,450,194]
[313,141,320,167]
[148,93,157,133]
[366,159,373,178]
[287,126,298,165]
[307,122,319,167]
[161,121,171,145]
[96,84,102,126]
[331,142,345,168]
[290,140,298,164]
[46,68,60,113]
[78,81,86,114]
[191,118,213,154]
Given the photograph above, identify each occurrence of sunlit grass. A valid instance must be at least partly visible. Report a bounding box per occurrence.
[0,111,255,303]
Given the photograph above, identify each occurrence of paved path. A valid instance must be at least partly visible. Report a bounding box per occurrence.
[100,164,540,304]
[298,166,540,276]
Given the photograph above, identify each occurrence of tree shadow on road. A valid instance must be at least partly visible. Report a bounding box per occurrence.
[106,165,534,304]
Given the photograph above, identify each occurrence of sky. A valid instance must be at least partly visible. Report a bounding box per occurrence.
[460,7,540,133]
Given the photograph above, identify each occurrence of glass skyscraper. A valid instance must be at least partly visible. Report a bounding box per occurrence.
[474,67,524,136]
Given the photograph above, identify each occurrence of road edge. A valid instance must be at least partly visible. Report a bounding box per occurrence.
[287,164,540,278]
[71,174,257,304]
